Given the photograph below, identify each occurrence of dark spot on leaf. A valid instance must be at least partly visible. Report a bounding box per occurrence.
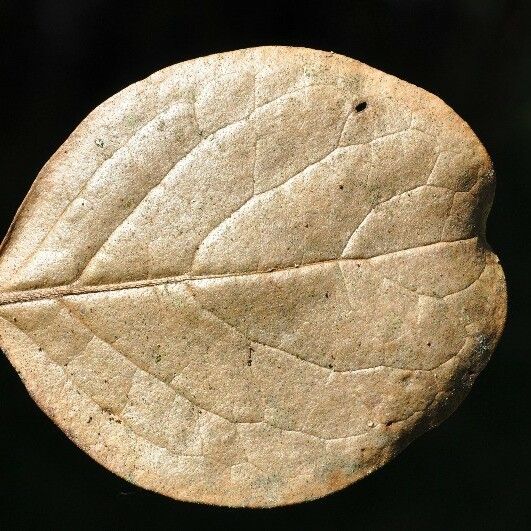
[355,101,367,112]
[247,346,254,366]
[339,184,344,190]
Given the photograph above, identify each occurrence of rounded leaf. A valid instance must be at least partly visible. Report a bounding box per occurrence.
[0,47,506,507]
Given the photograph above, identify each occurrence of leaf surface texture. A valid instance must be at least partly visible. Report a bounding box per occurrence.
[0,47,506,507]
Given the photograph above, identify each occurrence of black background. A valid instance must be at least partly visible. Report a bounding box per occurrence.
[0,1,529,529]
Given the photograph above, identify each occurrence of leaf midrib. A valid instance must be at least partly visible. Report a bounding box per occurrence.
[0,256,347,306]
[0,237,479,306]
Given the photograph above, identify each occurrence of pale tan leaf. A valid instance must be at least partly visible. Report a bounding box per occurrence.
[0,47,506,507]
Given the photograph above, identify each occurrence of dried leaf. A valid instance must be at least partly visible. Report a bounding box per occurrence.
[0,47,506,507]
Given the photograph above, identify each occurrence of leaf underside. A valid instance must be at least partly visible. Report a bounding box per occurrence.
[0,47,506,507]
